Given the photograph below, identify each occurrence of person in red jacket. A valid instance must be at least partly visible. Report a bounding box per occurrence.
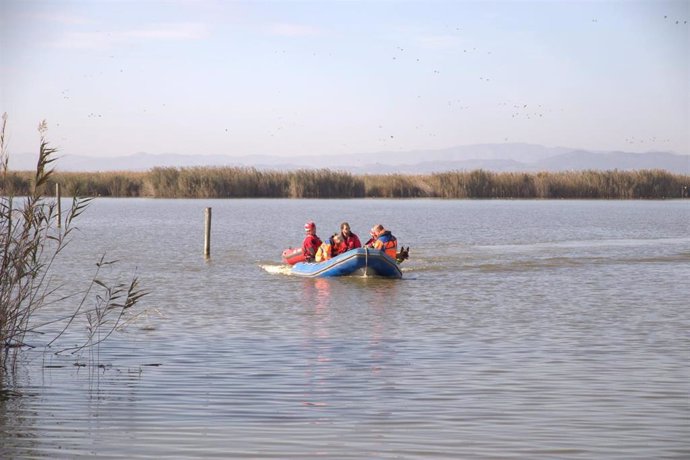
[339,222,361,252]
[302,221,322,262]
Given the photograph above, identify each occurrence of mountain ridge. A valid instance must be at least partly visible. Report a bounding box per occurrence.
[7,143,689,175]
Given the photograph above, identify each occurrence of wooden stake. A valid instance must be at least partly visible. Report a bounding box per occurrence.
[204,207,212,257]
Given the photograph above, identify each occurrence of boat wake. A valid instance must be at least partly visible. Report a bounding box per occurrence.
[260,264,293,276]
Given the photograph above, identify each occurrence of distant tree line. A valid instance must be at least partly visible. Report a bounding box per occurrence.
[1,167,688,199]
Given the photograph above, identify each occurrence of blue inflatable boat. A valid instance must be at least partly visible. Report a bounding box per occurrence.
[291,248,403,278]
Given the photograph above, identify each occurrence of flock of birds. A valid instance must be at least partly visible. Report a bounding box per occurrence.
[54,13,686,152]
[663,15,687,24]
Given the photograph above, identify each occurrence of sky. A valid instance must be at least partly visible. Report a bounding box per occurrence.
[1,0,688,161]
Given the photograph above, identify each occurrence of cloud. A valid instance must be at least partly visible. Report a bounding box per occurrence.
[36,12,94,25]
[416,34,462,49]
[51,23,210,49]
[50,31,114,49]
[266,23,321,37]
[124,23,210,40]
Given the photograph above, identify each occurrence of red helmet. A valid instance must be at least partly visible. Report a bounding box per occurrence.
[304,221,316,232]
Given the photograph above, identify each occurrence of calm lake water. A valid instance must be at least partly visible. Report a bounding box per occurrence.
[2,199,689,459]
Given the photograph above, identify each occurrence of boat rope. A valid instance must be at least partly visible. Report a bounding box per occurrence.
[364,247,368,277]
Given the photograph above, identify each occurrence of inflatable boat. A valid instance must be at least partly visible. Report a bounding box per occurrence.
[290,247,402,278]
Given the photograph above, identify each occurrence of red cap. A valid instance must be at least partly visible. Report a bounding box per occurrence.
[304,221,316,232]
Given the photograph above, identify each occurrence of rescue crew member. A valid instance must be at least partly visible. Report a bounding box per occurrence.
[339,222,361,251]
[302,221,322,262]
[369,224,398,259]
[364,228,377,247]
[315,233,344,262]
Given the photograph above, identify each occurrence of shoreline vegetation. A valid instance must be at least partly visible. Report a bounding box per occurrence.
[1,118,146,371]
[1,167,688,199]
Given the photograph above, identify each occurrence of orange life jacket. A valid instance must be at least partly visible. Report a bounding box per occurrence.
[373,231,397,259]
[315,242,333,262]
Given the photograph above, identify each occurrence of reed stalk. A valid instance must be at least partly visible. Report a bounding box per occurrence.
[0,115,147,372]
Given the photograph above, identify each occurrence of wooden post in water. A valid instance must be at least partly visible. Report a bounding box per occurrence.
[204,207,212,257]
[55,183,62,228]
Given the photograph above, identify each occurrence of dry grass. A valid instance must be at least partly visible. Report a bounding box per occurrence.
[3,165,687,200]
[1,116,146,371]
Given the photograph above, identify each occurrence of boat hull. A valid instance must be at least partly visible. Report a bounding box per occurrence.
[291,248,402,278]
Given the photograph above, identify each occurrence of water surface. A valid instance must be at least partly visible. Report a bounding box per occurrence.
[2,199,689,459]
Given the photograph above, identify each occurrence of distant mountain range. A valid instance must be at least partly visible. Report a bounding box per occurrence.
[7,143,689,175]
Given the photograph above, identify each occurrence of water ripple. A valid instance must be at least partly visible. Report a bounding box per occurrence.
[2,199,689,459]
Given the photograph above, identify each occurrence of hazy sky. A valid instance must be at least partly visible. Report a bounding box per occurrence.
[2,0,688,160]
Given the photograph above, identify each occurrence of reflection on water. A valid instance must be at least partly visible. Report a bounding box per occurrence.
[1,199,689,459]
[301,278,331,409]
[298,277,404,412]
[303,278,332,335]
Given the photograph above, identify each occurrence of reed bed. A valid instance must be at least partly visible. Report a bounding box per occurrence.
[1,167,688,199]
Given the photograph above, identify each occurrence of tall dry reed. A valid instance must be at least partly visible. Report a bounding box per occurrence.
[4,164,688,200]
[1,115,146,372]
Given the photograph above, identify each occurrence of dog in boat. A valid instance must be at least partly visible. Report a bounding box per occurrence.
[396,246,410,264]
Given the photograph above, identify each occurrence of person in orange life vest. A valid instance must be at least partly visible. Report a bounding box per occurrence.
[339,222,361,251]
[315,233,343,262]
[302,221,322,262]
[370,224,398,258]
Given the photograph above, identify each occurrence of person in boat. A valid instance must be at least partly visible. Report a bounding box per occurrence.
[339,222,361,251]
[363,228,377,247]
[368,224,398,259]
[302,221,322,262]
[315,233,344,262]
